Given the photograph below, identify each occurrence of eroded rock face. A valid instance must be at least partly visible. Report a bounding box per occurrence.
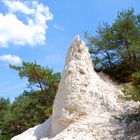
[51,35,99,136]
[11,36,140,140]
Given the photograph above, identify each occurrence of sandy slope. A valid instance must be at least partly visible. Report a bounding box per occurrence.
[11,36,140,140]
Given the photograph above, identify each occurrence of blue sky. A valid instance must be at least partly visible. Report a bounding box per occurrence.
[0,0,139,100]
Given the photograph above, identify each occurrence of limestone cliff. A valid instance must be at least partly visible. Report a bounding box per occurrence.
[11,36,140,140]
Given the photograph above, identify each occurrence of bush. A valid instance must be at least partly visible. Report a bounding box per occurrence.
[132,71,140,85]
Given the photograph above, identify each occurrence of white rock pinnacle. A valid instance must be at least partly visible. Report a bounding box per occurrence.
[11,36,140,140]
[51,35,98,136]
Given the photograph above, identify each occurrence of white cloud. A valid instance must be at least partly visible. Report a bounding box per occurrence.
[0,0,53,47]
[4,0,34,15]
[54,23,64,30]
[0,54,22,64]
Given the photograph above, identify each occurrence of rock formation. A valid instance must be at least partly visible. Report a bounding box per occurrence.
[11,36,140,140]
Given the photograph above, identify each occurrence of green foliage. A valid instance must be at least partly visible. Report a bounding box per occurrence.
[123,113,140,124]
[114,113,140,124]
[85,8,140,82]
[123,85,140,102]
[132,71,140,85]
[10,62,60,92]
[0,98,13,139]
[122,71,140,102]
[0,62,60,139]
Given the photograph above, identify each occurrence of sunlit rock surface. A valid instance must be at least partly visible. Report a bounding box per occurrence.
[11,36,140,140]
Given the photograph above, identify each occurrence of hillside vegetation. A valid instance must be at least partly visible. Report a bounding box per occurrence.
[0,62,60,139]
